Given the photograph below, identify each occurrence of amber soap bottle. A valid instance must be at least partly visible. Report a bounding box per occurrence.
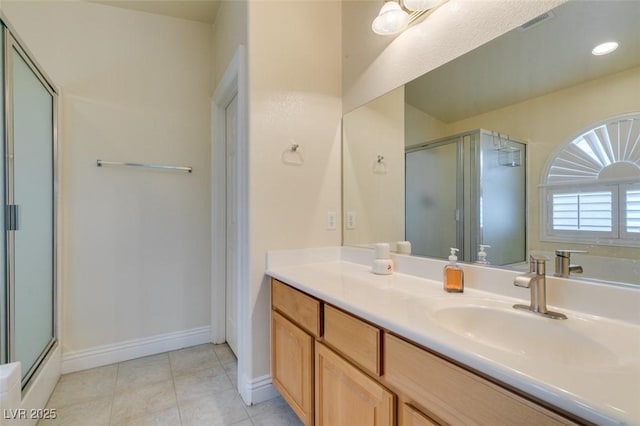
[443,248,464,293]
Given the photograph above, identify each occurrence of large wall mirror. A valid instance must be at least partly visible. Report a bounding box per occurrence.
[343,0,639,285]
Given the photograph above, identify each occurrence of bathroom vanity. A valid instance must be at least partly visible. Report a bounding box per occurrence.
[266,247,640,426]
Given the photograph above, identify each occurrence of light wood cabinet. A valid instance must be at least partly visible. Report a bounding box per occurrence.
[315,342,394,426]
[271,310,314,425]
[401,404,439,426]
[270,278,584,426]
[272,279,321,337]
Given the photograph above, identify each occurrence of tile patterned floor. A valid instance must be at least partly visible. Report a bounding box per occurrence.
[38,344,302,426]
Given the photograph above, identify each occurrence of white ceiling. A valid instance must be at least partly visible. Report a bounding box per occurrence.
[91,0,221,24]
[405,1,640,123]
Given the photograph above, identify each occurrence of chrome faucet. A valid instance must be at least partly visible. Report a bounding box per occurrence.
[513,256,567,320]
[554,249,586,278]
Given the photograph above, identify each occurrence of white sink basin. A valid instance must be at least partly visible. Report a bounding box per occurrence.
[430,303,619,367]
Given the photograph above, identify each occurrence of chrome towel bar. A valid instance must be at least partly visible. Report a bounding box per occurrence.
[96,159,192,173]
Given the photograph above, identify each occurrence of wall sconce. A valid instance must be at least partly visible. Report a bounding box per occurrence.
[372,0,443,35]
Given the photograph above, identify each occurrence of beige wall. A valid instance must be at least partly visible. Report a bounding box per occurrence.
[343,87,405,246]
[447,66,640,259]
[2,1,214,354]
[213,0,247,89]
[405,103,448,147]
[247,0,342,381]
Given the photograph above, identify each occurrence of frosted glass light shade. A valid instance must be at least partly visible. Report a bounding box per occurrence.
[372,1,409,35]
[403,0,439,11]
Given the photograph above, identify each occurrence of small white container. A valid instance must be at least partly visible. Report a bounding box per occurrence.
[396,241,412,254]
[372,243,394,275]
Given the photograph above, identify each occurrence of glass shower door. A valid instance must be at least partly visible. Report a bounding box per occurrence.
[0,28,4,365]
[8,37,56,384]
[405,140,461,258]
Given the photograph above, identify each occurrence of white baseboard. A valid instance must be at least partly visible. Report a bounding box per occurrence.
[242,374,278,405]
[62,326,211,374]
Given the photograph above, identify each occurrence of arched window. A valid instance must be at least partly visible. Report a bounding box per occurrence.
[540,114,640,247]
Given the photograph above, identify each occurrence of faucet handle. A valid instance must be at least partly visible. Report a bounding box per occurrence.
[528,254,548,274]
[554,249,586,277]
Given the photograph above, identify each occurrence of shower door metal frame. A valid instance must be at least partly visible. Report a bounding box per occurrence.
[2,23,59,390]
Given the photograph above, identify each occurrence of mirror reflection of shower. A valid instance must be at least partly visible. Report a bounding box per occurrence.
[405,130,526,265]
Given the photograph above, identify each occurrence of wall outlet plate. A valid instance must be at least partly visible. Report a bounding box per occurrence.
[346,211,356,230]
[327,211,337,230]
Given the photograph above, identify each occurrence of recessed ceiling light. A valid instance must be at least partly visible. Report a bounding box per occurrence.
[592,41,619,56]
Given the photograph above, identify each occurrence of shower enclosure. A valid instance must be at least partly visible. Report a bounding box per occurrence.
[405,129,526,265]
[0,21,58,389]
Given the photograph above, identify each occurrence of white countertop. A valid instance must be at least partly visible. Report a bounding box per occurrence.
[266,247,640,425]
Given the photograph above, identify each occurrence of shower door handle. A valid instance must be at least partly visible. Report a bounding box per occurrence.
[6,204,20,231]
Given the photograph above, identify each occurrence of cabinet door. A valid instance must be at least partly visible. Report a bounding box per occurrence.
[272,311,314,425]
[401,404,439,426]
[315,342,394,426]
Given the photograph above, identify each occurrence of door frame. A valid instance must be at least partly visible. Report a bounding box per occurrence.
[223,92,239,355]
[211,45,249,401]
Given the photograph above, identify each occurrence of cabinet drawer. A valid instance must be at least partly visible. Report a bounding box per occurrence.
[271,279,321,338]
[323,304,381,376]
[384,333,577,426]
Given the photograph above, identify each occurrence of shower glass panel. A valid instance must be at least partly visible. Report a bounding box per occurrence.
[475,134,526,265]
[9,40,56,384]
[0,29,4,364]
[406,140,460,258]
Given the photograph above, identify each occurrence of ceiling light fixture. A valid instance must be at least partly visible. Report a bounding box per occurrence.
[372,0,444,36]
[592,41,619,56]
[372,1,410,35]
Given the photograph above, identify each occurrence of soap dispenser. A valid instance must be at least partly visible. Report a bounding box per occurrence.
[443,248,464,293]
[476,244,491,265]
